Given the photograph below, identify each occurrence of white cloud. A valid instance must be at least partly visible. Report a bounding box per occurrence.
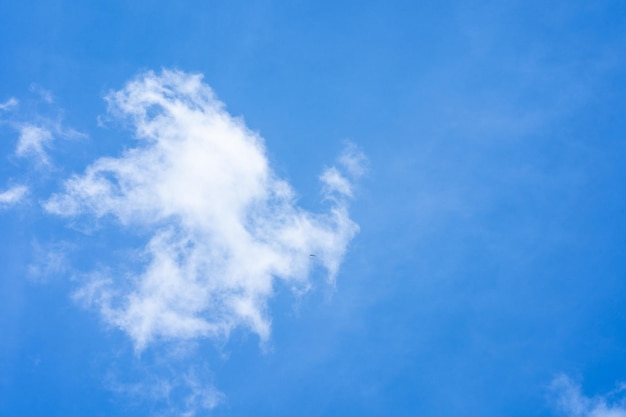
[0,97,18,111]
[2,90,85,165]
[15,125,54,164]
[178,371,225,417]
[339,141,368,178]
[30,84,54,103]
[46,69,361,351]
[27,241,71,282]
[550,375,626,417]
[321,166,354,197]
[0,184,28,207]
[14,120,85,165]
[106,366,224,417]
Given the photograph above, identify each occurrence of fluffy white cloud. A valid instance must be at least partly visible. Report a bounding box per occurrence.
[551,375,626,417]
[0,184,28,207]
[46,69,361,350]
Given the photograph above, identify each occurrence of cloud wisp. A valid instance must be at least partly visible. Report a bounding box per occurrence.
[550,375,626,417]
[29,84,54,104]
[15,125,55,163]
[0,92,85,167]
[106,365,224,416]
[46,69,361,351]
[0,97,18,111]
[0,184,28,208]
[14,121,85,166]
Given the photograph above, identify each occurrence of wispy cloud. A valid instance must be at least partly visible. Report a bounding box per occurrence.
[321,167,354,197]
[0,97,18,111]
[29,84,54,103]
[1,90,85,166]
[46,69,361,351]
[550,375,626,417]
[0,184,28,207]
[27,240,71,282]
[13,121,85,166]
[15,125,54,164]
[106,365,224,416]
[339,141,368,178]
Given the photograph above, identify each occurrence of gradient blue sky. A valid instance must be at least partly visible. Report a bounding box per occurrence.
[2,1,626,416]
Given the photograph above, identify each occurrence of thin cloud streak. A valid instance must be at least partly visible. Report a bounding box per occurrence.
[46,69,362,351]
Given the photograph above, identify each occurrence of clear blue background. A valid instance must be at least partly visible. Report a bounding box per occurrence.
[1,0,626,416]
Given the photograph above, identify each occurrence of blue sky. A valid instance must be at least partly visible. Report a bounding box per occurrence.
[2,1,626,416]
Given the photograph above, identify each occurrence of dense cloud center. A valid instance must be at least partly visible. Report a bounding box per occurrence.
[45,70,360,350]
